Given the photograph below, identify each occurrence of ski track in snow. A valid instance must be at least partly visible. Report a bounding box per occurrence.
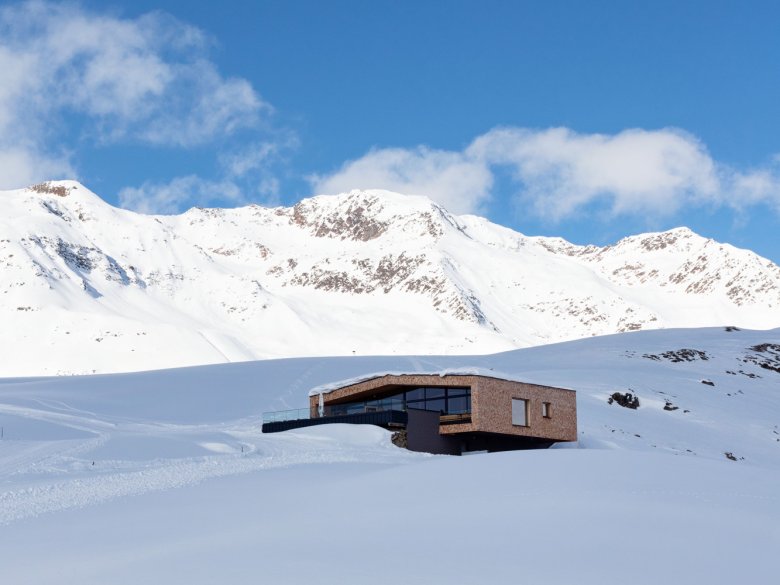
[0,399,420,525]
[0,431,418,525]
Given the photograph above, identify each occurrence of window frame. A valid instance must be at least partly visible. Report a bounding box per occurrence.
[542,401,552,419]
[511,398,529,427]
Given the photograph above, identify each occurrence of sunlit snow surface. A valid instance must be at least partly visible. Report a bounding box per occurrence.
[1,327,779,583]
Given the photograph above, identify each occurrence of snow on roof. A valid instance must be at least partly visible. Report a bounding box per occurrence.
[307,367,574,396]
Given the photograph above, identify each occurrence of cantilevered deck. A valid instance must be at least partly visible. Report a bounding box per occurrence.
[261,409,407,434]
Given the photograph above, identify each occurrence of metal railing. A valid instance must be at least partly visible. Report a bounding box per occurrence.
[261,400,407,423]
[262,407,312,423]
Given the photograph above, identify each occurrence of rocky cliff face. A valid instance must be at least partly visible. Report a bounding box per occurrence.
[1,180,779,376]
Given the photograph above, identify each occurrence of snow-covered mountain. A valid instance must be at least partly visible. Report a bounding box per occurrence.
[2,180,779,376]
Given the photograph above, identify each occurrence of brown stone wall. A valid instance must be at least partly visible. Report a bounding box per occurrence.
[467,378,577,442]
[309,374,577,443]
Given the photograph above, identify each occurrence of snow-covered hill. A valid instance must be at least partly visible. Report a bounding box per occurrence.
[1,327,778,583]
[2,180,779,376]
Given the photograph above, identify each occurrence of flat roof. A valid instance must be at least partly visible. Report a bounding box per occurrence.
[308,368,574,397]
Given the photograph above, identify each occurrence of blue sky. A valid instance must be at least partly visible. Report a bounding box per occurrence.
[1,1,779,262]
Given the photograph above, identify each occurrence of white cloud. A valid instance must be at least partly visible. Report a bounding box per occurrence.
[312,127,780,218]
[729,166,780,212]
[468,127,721,219]
[219,134,299,178]
[137,63,267,147]
[117,131,297,214]
[118,176,243,215]
[310,146,494,215]
[0,146,75,190]
[0,1,271,189]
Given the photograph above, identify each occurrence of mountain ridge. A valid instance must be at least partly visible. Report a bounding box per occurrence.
[1,179,779,376]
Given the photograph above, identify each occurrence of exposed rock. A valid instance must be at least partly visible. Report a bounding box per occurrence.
[28,182,72,197]
[643,349,709,363]
[292,196,389,241]
[608,392,640,409]
[55,239,94,272]
[391,430,408,449]
[742,344,780,374]
[640,232,681,251]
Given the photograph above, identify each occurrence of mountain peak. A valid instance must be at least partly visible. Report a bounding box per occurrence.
[288,188,456,242]
[19,179,114,210]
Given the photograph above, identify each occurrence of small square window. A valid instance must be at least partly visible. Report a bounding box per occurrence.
[542,402,551,418]
[512,398,528,426]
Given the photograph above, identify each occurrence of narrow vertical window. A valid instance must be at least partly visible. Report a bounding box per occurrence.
[542,402,551,418]
[512,398,528,426]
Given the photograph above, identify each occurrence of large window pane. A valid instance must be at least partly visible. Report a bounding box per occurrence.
[364,399,381,412]
[425,398,446,413]
[325,386,474,418]
[405,388,425,401]
[448,396,470,414]
[425,388,446,399]
[346,402,365,415]
[512,398,528,426]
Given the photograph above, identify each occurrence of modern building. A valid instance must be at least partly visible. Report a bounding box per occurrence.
[262,373,577,455]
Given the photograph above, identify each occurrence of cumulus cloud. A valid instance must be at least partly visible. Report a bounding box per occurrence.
[0,1,270,189]
[219,133,299,178]
[117,133,298,214]
[0,146,75,191]
[310,146,494,215]
[468,127,721,219]
[118,176,244,215]
[312,127,780,219]
[729,164,780,212]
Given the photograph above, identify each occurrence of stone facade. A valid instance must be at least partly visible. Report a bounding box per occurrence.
[310,374,577,444]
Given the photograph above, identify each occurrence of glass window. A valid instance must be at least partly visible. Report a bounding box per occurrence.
[542,402,551,418]
[405,388,425,401]
[379,392,402,406]
[326,387,473,418]
[425,388,446,399]
[386,397,404,410]
[346,402,365,415]
[447,396,470,414]
[512,398,528,426]
[425,398,446,413]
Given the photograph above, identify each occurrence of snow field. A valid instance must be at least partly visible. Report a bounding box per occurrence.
[0,326,778,583]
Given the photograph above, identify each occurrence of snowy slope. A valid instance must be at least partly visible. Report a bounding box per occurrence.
[0,326,778,583]
[2,180,780,376]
